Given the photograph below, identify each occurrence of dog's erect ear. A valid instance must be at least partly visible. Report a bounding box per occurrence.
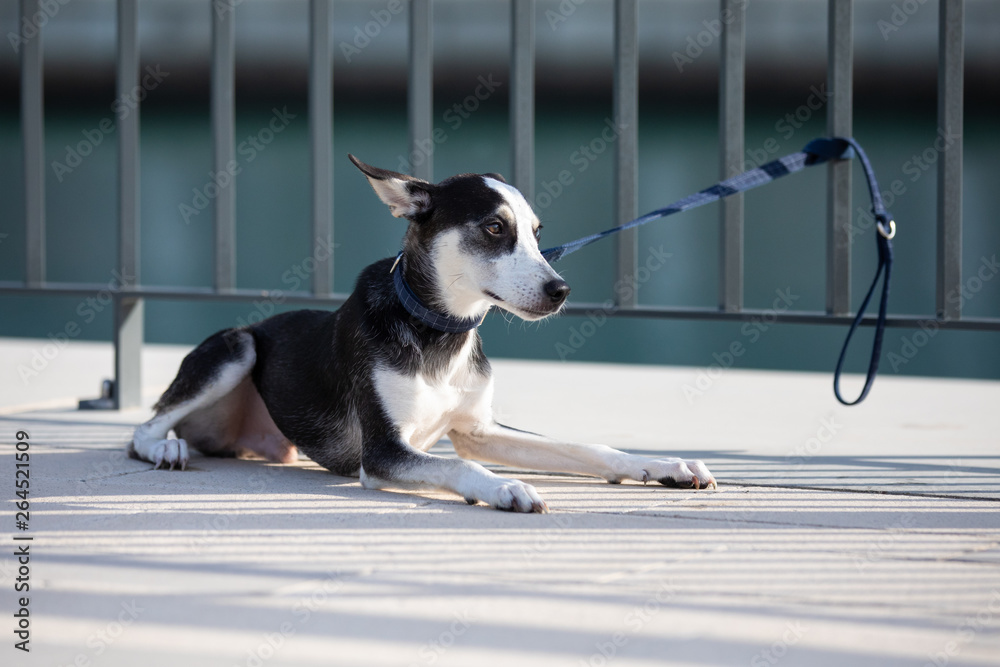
[483,172,506,184]
[348,154,434,220]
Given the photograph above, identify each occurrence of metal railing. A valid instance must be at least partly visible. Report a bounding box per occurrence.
[3,0,997,409]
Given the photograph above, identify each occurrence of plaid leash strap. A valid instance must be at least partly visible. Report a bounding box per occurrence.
[541,138,860,263]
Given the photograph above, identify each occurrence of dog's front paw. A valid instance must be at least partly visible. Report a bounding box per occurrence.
[132,438,190,471]
[481,478,549,513]
[640,458,716,490]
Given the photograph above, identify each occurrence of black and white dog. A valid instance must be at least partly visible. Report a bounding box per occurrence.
[128,156,716,513]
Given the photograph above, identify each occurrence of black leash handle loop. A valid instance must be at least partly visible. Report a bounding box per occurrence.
[811,138,896,406]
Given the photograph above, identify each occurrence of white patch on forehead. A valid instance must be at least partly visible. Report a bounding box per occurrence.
[484,178,539,242]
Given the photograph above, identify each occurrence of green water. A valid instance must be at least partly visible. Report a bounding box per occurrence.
[1,98,998,383]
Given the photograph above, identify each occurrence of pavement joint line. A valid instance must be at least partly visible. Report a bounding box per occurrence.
[80,468,158,482]
[727,481,1000,503]
[593,511,871,529]
[549,505,1000,533]
[870,555,1000,567]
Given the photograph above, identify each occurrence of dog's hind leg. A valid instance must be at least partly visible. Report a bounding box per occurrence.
[128,329,256,470]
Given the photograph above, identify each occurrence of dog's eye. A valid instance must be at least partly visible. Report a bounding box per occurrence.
[484,220,504,236]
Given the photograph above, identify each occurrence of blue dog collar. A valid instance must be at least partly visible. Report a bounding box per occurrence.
[391,254,487,334]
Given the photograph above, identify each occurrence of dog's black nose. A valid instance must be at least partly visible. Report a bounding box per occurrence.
[544,279,571,304]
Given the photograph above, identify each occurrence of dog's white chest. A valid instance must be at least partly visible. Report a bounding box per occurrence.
[372,355,492,452]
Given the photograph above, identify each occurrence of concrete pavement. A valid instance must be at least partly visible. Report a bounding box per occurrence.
[1,339,998,666]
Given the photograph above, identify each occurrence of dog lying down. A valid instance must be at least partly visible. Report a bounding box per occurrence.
[128,155,716,513]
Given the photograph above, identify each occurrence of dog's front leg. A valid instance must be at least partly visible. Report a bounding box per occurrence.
[360,436,548,513]
[450,423,716,489]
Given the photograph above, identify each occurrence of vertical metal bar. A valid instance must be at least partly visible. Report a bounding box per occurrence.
[118,0,140,286]
[116,0,143,409]
[408,0,433,181]
[614,0,638,309]
[114,297,144,409]
[510,0,535,202]
[212,1,236,291]
[310,0,333,297]
[21,0,45,287]
[937,0,963,321]
[826,0,853,316]
[719,0,745,313]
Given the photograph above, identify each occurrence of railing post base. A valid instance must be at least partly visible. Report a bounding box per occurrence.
[114,296,144,410]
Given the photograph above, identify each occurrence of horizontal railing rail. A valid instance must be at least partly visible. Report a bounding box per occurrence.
[7,0,997,409]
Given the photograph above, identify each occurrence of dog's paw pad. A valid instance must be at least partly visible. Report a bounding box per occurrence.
[657,476,698,489]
